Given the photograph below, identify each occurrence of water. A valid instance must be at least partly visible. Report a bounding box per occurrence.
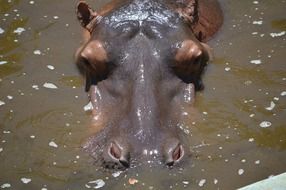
[0,0,285,189]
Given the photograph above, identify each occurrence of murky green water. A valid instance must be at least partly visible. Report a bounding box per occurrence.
[0,0,285,189]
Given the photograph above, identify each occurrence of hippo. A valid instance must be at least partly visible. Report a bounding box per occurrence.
[75,0,223,169]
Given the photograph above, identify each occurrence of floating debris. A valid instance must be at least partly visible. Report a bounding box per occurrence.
[249,114,255,118]
[182,112,188,116]
[0,101,5,107]
[32,85,39,90]
[265,101,275,111]
[273,97,279,101]
[128,178,139,185]
[13,27,25,35]
[250,59,262,65]
[198,179,206,187]
[244,80,253,86]
[1,183,11,189]
[86,179,105,189]
[0,148,3,153]
[112,171,123,178]
[84,102,93,112]
[253,20,263,25]
[49,141,58,148]
[253,1,259,4]
[249,138,255,142]
[203,111,208,115]
[29,1,34,4]
[53,16,59,20]
[214,179,218,185]
[255,160,261,165]
[281,91,286,96]
[238,169,245,175]
[270,31,285,38]
[225,67,231,71]
[7,96,13,100]
[0,61,8,65]
[0,27,4,34]
[33,50,42,55]
[182,181,190,185]
[260,121,272,128]
[47,65,55,70]
[21,178,31,184]
[43,83,58,89]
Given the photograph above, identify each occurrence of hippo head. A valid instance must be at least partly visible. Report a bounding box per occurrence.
[75,0,212,169]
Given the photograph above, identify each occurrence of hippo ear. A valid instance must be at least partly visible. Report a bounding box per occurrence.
[177,0,199,25]
[76,1,101,31]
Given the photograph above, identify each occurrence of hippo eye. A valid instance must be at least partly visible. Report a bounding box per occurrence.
[192,51,203,65]
[76,40,110,91]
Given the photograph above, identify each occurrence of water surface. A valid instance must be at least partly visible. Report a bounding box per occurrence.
[0,0,286,189]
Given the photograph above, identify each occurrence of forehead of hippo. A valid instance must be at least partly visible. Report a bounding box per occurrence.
[103,0,180,29]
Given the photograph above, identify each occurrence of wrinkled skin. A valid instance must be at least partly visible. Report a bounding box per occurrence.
[75,0,223,169]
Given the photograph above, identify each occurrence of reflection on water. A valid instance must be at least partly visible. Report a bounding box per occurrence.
[0,15,28,77]
[272,19,286,31]
[0,0,286,189]
[59,76,84,88]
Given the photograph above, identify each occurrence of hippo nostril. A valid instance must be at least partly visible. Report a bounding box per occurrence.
[164,140,185,167]
[172,144,184,162]
[106,141,130,168]
[109,142,121,160]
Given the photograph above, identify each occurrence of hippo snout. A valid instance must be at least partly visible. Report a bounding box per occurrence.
[101,136,185,169]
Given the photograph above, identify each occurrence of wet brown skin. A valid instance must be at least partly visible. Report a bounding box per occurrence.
[75,0,223,169]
